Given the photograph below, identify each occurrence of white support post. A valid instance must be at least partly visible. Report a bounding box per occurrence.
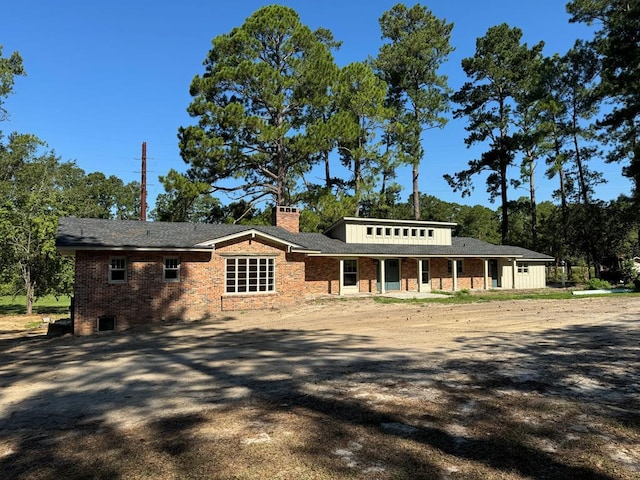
[417,259,423,293]
[512,259,517,289]
[339,259,344,295]
[452,259,458,292]
[484,259,489,290]
[380,259,386,294]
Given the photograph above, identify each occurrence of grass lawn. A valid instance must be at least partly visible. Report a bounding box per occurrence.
[374,288,640,305]
[0,294,71,315]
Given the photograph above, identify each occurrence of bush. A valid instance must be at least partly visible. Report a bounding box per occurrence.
[585,278,612,290]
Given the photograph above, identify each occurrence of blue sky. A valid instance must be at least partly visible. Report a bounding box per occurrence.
[3,1,632,211]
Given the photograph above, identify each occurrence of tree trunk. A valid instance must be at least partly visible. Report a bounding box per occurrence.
[23,267,34,315]
[413,161,420,220]
[500,159,509,245]
[526,151,538,250]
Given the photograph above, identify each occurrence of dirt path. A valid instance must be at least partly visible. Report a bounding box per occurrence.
[1,295,639,479]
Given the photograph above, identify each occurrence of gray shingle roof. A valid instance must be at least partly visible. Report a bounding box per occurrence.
[56,217,554,261]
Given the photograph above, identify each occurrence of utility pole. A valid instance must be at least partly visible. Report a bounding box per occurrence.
[140,141,147,221]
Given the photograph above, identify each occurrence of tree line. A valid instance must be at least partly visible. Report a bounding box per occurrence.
[1,1,639,311]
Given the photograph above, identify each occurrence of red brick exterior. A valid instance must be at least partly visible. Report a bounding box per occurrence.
[272,206,300,233]
[73,237,490,334]
[73,236,305,335]
[304,256,340,294]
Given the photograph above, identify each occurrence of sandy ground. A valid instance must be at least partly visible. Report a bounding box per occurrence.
[1,295,639,479]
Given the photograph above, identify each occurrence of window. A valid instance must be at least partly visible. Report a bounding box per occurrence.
[419,229,426,237]
[385,227,392,236]
[226,257,275,294]
[376,227,383,236]
[109,257,127,283]
[97,316,116,332]
[428,229,434,238]
[403,228,409,236]
[421,260,430,284]
[447,259,464,275]
[394,228,400,236]
[343,259,358,286]
[411,228,418,237]
[517,263,529,274]
[164,257,180,282]
[366,226,373,236]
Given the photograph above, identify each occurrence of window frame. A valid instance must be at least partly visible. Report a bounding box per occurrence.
[108,256,127,284]
[517,262,529,274]
[447,259,464,275]
[225,257,275,294]
[420,259,430,284]
[342,259,358,288]
[163,257,181,282]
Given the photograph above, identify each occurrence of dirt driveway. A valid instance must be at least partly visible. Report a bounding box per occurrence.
[1,295,639,479]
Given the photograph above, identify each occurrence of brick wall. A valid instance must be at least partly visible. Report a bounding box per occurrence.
[304,256,339,294]
[272,206,300,233]
[73,236,305,335]
[430,257,486,291]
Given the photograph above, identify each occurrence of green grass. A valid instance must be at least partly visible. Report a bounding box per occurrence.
[373,289,640,305]
[0,295,71,315]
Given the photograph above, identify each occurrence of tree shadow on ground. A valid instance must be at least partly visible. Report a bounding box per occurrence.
[1,311,638,479]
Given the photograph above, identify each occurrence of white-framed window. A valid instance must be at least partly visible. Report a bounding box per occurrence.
[421,259,430,284]
[163,257,180,282]
[108,257,127,283]
[376,227,383,236]
[403,228,409,236]
[428,229,434,238]
[343,259,358,287]
[226,257,275,294]
[517,262,529,274]
[366,226,373,236]
[447,259,464,275]
[419,229,426,237]
[411,228,418,237]
[394,228,400,236]
[385,227,392,236]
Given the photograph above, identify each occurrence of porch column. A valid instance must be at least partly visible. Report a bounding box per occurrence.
[512,259,517,289]
[483,259,489,290]
[339,259,344,295]
[380,259,386,294]
[452,259,458,292]
[417,259,423,293]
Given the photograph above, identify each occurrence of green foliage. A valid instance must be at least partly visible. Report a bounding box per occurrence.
[178,5,339,206]
[375,3,453,219]
[0,294,70,315]
[448,23,545,244]
[585,278,612,290]
[0,133,71,312]
[0,45,25,121]
[332,61,392,216]
[567,0,640,244]
[151,169,218,222]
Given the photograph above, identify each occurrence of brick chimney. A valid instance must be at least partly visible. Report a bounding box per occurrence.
[272,206,300,233]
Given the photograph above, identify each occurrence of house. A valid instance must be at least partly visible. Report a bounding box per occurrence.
[56,206,553,335]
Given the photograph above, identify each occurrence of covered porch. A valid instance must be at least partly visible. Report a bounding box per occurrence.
[336,256,523,294]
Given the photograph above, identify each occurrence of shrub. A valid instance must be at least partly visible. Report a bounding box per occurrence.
[585,278,612,290]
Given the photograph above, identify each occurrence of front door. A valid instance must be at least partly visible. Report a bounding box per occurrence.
[377,259,401,292]
[489,259,500,288]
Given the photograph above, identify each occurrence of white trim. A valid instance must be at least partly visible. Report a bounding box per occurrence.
[340,258,359,294]
[58,246,213,253]
[194,229,305,250]
[224,256,276,295]
[108,256,127,284]
[163,256,181,282]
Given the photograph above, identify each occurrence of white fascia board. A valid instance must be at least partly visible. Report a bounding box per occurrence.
[56,246,214,254]
[194,229,305,250]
